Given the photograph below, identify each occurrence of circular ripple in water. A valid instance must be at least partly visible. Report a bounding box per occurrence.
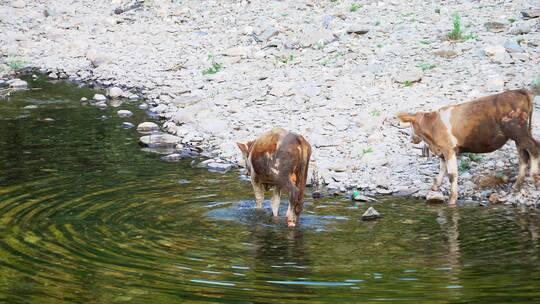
[1,77,540,303]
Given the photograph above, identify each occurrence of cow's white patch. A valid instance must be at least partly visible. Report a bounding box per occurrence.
[271,159,280,175]
[440,108,458,146]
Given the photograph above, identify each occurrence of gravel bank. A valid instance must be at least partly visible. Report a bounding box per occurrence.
[1,0,540,206]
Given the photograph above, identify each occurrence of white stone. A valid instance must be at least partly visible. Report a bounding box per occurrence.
[361,207,380,220]
[86,50,111,67]
[426,191,445,203]
[137,122,159,133]
[117,110,133,117]
[8,79,27,89]
[222,47,251,58]
[394,69,423,84]
[140,133,182,147]
[93,94,107,102]
[12,0,26,8]
[107,87,123,99]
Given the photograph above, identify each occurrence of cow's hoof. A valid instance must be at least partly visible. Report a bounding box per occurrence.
[286,220,296,228]
[512,183,522,192]
[431,185,440,191]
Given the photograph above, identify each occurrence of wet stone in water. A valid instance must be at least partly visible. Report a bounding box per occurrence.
[361,207,380,221]
[117,110,133,117]
[426,191,445,204]
[137,122,159,133]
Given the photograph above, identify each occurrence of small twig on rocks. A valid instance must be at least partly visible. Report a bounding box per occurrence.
[157,63,187,72]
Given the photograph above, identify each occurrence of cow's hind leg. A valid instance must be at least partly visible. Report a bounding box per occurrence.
[250,178,264,209]
[513,145,529,191]
[513,138,540,188]
[432,157,447,191]
[526,142,540,188]
[271,187,281,216]
[502,110,540,188]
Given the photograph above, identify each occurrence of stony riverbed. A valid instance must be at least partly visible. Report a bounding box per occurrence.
[1,0,540,205]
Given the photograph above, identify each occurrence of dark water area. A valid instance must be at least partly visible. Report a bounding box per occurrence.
[0,77,539,303]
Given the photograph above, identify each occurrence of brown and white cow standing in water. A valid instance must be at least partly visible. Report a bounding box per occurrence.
[237,128,312,227]
[397,89,538,205]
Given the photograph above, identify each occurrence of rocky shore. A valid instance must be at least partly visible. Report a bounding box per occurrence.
[1,0,540,206]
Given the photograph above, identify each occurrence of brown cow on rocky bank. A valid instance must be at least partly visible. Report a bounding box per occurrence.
[237,128,312,227]
[398,89,538,205]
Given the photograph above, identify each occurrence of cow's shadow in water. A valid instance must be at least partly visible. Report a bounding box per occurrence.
[204,200,337,230]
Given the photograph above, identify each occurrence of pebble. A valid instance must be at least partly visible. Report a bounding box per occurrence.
[122,122,135,129]
[394,69,422,84]
[8,79,28,89]
[509,23,531,35]
[12,0,26,8]
[346,26,370,35]
[425,191,445,204]
[484,21,508,33]
[257,26,279,42]
[361,207,381,221]
[137,122,159,133]
[139,133,182,147]
[503,40,524,53]
[107,87,124,99]
[161,153,184,162]
[93,94,107,102]
[521,9,540,19]
[86,50,111,67]
[117,110,133,117]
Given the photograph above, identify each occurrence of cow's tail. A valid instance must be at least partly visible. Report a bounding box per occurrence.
[294,138,312,215]
[520,88,535,132]
[527,90,534,133]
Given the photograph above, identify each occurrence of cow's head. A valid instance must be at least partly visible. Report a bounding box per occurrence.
[236,141,255,171]
[397,112,423,144]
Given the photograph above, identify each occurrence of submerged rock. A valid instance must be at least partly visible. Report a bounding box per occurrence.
[161,153,184,162]
[117,110,133,117]
[198,159,234,173]
[139,133,182,147]
[352,191,378,202]
[122,122,134,129]
[361,207,380,221]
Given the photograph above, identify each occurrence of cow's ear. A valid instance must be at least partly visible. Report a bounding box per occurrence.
[397,112,417,123]
[236,142,248,153]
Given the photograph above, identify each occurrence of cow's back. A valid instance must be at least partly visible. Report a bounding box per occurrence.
[248,128,311,187]
[448,90,532,153]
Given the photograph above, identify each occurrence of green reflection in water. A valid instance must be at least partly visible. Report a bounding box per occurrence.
[0,77,539,303]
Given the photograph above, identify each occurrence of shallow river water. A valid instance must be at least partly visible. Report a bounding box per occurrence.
[0,77,539,303]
